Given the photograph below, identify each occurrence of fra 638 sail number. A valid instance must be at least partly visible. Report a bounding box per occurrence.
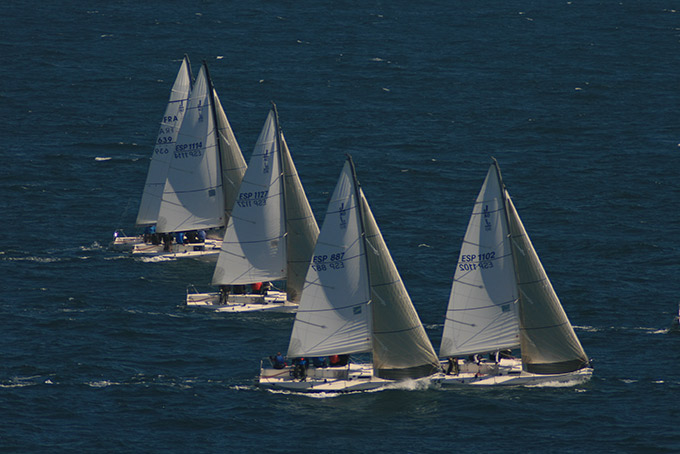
[311,252,345,271]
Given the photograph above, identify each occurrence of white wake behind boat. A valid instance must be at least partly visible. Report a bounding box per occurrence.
[259,156,440,393]
[112,55,193,251]
[186,104,319,312]
[130,60,247,261]
[435,159,592,386]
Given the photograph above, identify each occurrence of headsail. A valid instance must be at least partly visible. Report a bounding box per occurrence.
[288,159,372,357]
[279,132,319,303]
[136,55,192,227]
[505,195,590,374]
[156,62,225,233]
[213,88,247,225]
[361,185,440,379]
[212,108,287,285]
[439,163,520,358]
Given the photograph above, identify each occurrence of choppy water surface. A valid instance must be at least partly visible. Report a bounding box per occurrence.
[1,1,679,452]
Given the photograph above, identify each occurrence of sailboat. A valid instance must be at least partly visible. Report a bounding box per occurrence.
[259,156,440,392]
[186,104,319,312]
[435,159,592,386]
[112,55,193,251]
[130,61,247,261]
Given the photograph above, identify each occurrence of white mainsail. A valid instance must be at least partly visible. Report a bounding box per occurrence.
[136,55,192,227]
[156,63,225,233]
[506,195,590,374]
[439,163,520,358]
[289,157,439,379]
[212,109,287,285]
[288,159,372,357]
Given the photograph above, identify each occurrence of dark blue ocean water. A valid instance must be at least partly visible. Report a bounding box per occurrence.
[2,1,679,452]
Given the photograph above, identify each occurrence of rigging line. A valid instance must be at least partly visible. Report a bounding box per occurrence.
[221,235,285,246]
[451,279,483,289]
[314,235,363,252]
[237,176,271,191]
[296,299,371,313]
[520,321,570,331]
[296,318,371,355]
[370,278,403,289]
[442,316,476,327]
[373,324,422,335]
[517,276,549,286]
[469,204,504,216]
[293,318,327,329]
[164,185,222,195]
[446,299,518,311]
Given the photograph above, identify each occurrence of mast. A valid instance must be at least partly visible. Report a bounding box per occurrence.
[348,154,375,359]
[184,54,194,84]
[347,154,373,299]
[272,102,289,279]
[203,60,224,206]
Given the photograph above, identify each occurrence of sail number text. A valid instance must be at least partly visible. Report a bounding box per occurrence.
[173,141,203,158]
[458,251,495,271]
[236,190,268,208]
[311,252,345,271]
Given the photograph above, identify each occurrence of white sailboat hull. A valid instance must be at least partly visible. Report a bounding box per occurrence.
[259,363,393,393]
[435,358,592,386]
[110,235,144,251]
[131,239,221,262]
[186,290,296,313]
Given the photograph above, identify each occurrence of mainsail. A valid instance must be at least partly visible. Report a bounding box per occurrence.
[288,159,372,357]
[136,55,193,227]
[506,195,590,374]
[156,63,225,233]
[289,157,439,380]
[212,105,318,293]
[439,163,520,358]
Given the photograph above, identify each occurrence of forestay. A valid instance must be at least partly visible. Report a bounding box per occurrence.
[212,109,287,285]
[506,195,590,374]
[156,63,225,233]
[439,163,520,358]
[136,55,192,227]
[288,160,372,357]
